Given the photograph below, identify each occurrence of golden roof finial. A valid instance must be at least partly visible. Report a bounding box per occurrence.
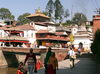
[36,8,41,14]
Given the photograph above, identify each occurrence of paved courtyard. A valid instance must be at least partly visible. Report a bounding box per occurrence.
[36,53,98,74]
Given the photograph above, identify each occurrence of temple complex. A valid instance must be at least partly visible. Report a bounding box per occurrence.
[0,9,70,48]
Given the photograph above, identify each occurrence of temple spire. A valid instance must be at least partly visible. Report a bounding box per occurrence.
[35,8,41,14]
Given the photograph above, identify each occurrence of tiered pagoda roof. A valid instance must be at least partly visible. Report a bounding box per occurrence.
[27,9,50,19]
[36,30,69,42]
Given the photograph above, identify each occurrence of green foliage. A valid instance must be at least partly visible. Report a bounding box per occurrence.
[72,13,87,26]
[64,9,69,19]
[66,20,72,25]
[42,11,49,16]
[62,23,69,26]
[62,20,72,26]
[0,8,14,20]
[46,0,69,24]
[59,9,69,24]
[46,0,54,17]
[91,29,100,63]
[17,13,31,25]
[54,0,64,22]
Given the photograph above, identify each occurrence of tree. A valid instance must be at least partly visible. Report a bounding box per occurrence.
[17,13,31,25]
[64,9,70,19]
[62,20,72,26]
[91,29,100,62]
[46,0,69,24]
[46,0,54,17]
[72,13,87,26]
[54,0,64,23]
[9,15,15,20]
[42,11,48,16]
[0,8,14,20]
[60,9,69,24]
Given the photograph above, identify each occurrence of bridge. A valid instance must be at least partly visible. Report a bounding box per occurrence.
[0,47,47,55]
[0,47,67,67]
[0,47,67,54]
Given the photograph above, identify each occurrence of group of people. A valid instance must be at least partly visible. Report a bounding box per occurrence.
[44,47,58,74]
[44,46,77,73]
[17,46,76,74]
[17,48,37,74]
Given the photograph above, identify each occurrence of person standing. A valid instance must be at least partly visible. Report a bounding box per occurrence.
[44,47,53,74]
[68,47,76,68]
[47,52,58,74]
[24,48,37,74]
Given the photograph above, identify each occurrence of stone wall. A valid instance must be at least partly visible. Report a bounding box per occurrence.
[0,50,8,68]
[0,47,68,67]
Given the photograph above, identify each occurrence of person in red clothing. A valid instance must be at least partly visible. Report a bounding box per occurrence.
[36,59,43,70]
[24,48,37,74]
[17,62,27,74]
[17,70,23,74]
[47,52,58,74]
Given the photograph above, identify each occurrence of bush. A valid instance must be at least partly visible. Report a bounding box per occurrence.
[91,29,100,63]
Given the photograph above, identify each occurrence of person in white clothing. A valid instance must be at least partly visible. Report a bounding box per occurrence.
[68,47,76,68]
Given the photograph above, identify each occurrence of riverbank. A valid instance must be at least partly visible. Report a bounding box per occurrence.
[0,47,68,67]
[0,53,98,74]
[0,67,17,74]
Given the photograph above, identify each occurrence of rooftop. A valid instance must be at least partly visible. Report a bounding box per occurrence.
[27,9,50,19]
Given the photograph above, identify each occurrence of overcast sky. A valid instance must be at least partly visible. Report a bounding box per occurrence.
[0,0,100,21]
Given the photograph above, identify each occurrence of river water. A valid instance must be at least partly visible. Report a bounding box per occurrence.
[0,67,17,74]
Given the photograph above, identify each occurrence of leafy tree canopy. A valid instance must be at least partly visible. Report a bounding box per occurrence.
[17,13,31,25]
[46,0,69,24]
[62,20,72,26]
[72,13,87,26]
[46,0,54,17]
[42,11,49,16]
[0,8,14,20]
[54,0,64,22]
[91,29,100,62]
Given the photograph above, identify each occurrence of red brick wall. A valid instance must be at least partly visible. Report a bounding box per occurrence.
[93,15,100,32]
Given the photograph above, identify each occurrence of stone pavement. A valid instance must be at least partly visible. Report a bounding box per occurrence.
[36,53,98,74]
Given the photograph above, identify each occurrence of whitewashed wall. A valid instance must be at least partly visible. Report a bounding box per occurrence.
[23,30,36,38]
[0,30,3,37]
[35,25,47,31]
[0,30,7,37]
[23,31,28,38]
[48,25,56,32]
[71,27,78,35]
[73,38,92,50]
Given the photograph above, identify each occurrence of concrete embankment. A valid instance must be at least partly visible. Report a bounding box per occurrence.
[0,47,67,67]
[0,50,8,68]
